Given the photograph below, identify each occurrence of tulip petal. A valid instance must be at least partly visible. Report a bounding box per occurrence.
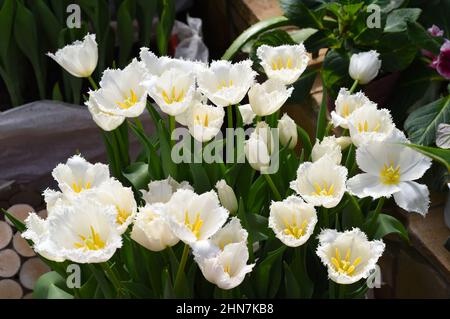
[393,181,430,216]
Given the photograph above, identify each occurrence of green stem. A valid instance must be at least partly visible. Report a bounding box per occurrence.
[255,115,261,123]
[349,79,358,94]
[100,263,124,298]
[264,174,282,201]
[169,115,176,147]
[322,207,329,228]
[174,244,190,292]
[369,197,385,234]
[134,117,144,131]
[227,105,233,128]
[113,129,129,166]
[88,76,98,90]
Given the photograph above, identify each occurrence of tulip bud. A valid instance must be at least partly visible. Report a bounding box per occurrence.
[311,136,342,165]
[215,180,238,215]
[335,136,352,150]
[348,50,381,84]
[278,113,297,149]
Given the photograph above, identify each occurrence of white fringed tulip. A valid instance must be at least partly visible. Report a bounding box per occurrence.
[257,44,310,85]
[193,242,255,290]
[197,60,256,107]
[278,113,298,149]
[215,180,238,215]
[311,136,343,165]
[164,189,229,245]
[248,79,293,116]
[335,136,352,150]
[347,104,395,147]
[331,88,375,129]
[211,217,248,249]
[185,102,225,142]
[316,228,385,285]
[347,134,432,215]
[349,50,382,84]
[131,203,179,252]
[245,122,274,172]
[141,176,192,204]
[238,104,256,125]
[269,196,317,247]
[142,68,196,116]
[52,154,110,196]
[290,156,348,208]
[23,199,122,263]
[47,34,98,78]
[87,59,148,131]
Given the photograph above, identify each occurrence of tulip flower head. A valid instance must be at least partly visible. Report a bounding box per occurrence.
[215,180,238,215]
[311,136,343,165]
[278,113,298,149]
[331,88,375,129]
[141,177,193,205]
[248,79,293,116]
[348,50,381,84]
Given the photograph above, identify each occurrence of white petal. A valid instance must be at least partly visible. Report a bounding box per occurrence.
[347,173,399,199]
[393,181,430,216]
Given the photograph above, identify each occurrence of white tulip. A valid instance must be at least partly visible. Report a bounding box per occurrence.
[311,136,343,165]
[335,136,352,150]
[269,196,317,247]
[23,198,122,263]
[193,242,255,290]
[87,59,148,131]
[141,176,193,205]
[248,79,293,116]
[278,113,297,149]
[47,34,98,78]
[349,50,382,85]
[245,126,272,172]
[215,180,238,215]
[164,189,229,245]
[210,217,248,249]
[237,104,256,125]
[347,103,395,147]
[257,44,310,85]
[52,154,110,196]
[184,102,225,142]
[331,88,375,129]
[316,228,385,285]
[290,155,348,208]
[142,67,196,116]
[197,60,256,107]
[347,133,432,215]
[130,203,179,252]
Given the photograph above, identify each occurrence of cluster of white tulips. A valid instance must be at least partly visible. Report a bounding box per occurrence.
[20,32,434,298]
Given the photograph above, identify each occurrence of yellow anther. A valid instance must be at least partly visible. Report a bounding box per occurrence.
[185,211,204,239]
[342,104,350,118]
[116,206,130,225]
[271,56,295,70]
[162,87,185,104]
[312,182,335,196]
[116,89,138,109]
[286,57,293,69]
[224,264,231,275]
[217,79,233,90]
[195,113,209,127]
[282,216,308,239]
[74,226,105,251]
[331,248,361,276]
[72,181,91,193]
[380,161,401,185]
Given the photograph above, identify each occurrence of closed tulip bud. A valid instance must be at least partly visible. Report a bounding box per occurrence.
[278,113,297,149]
[215,180,238,215]
[349,50,381,84]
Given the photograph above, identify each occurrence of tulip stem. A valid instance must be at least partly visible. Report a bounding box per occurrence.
[169,115,176,147]
[88,76,98,90]
[100,262,124,298]
[369,197,385,235]
[349,79,358,94]
[227,105,233,128]
[264,174,282,201]
[174,244,190,293]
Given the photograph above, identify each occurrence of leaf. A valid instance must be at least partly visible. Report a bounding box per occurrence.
[122,162,151,191]
[156,0,175,56]
[136,0,157,47]
[403,143,450,171]
[407,22,442,54]
[33,272,74,299]
[283,262,301,298]
[122,282,153,299]
[377,32,417,72]
[297,125,312,159]
[321,49,350,96]
[405,96,450,146]
[117,0,135,67]
[315,75,328,141]
[189,163,211,193]
[341,194,365,230]
[2,208,25,232]
[32,0,61,48]
[250,29,295,62]
[384,8,421,33]
[246,213,272,242]
[254,245,286,298]
[290,68,318,104]
[222,16,290,60]
[372,213,409,242]
[279,0,323,29]
[0,0,15,63]
[156,119,178,178]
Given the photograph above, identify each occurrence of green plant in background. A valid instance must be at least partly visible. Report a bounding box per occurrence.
[0,0,175,109]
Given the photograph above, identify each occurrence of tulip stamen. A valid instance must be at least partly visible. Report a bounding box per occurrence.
[282,216,307,239]
[342,104,350,118]
[331,247,361,276]
[116,206,130,225]
[217,79,233,90]
[162,87,185,104]
[224,264,232,276]
[380,161,400,185]
[312,182,335,196]
[184,211,204,239]
[194,113,209,127]
[116,89,138,109]
[72,180,91,193]
[74,226,105,250]
[271,57,295,70]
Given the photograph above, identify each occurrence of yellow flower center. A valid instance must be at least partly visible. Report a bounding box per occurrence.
[312,182,335,196]
[342,104,351,118]
[184,211,203,239]
[331,248,361,276]
[162,87,185,104]
[224,264,232,276]
[271,57,294,70]
[194,113,209,127]
[357,120,380,133]
[116,89,138,109]
[72,181,91,193]
[116,206,130,225]
[380,161,400,185]
[74,226,105,251]
[282,215,307,239]
[217,79,233,90]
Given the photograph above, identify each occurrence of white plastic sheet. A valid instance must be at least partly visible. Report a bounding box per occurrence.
[173,15,209,62]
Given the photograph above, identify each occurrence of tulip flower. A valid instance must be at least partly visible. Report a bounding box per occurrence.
[23,198,122,263]
[131,203,179,252]
[215,180,238,215]
[86,59,148,131]
[278,113,298,149]
[210,217,248,249]
[164,189,229,245]
[47,34,98,78]
[348,50,382,84]
[316,228,385,285]
[245,122,274,172]
[197,60,256,107]
[141,177,193,205]
[331,88,375,129]
[269,196,317,247]
[347,103,395,147]
[311,136,343,165]
[237,104,256,125]
[347,133,432,215]
[257,44,310,85]
[184,102,225,142]
[248,79,293,116]
[290,156,348,208]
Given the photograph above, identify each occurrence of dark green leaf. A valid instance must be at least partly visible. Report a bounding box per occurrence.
[117,0,136,67]
[384,8,421,33]
[157,0,175,56]
[122,162,151,190]
[372,213,409,242]
[33,272,74,299]
[403,143,450,171]
[254,245,286,297]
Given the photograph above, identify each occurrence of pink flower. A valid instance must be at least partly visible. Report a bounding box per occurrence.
[435,40,450,79]
[428,25,444,37]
